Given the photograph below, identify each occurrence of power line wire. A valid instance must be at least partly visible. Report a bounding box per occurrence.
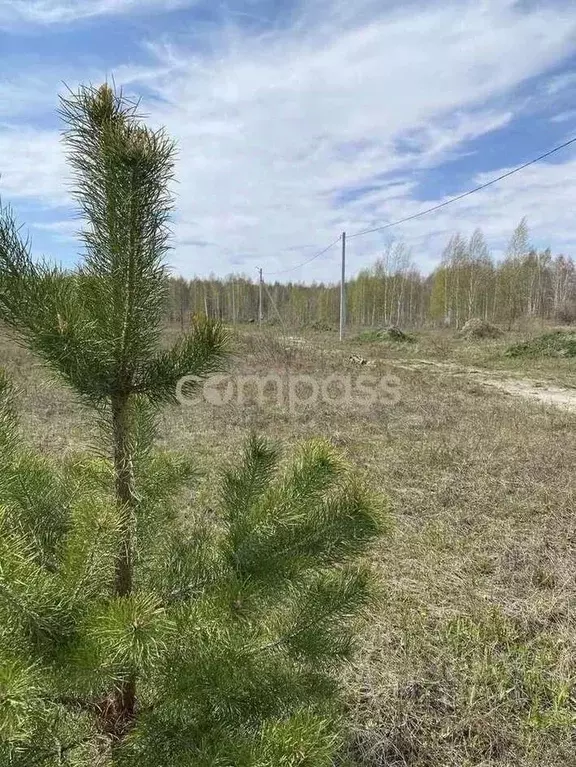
[264,235,342,277]
[347,135,576,241]
[235,135,576,278]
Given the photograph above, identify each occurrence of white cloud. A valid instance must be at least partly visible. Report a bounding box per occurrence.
[31,219,78,239]
[0,76,61,118]
[336,154,576,276]
[0,126,67,205]
[137,0,576,278]
[547,70,576,95]
[1,0,576,280]
[0,0,194,25]
[551,109,576,123]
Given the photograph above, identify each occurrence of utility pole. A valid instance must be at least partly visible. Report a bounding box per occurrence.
[339,232,346,341]
[258,267,263,326]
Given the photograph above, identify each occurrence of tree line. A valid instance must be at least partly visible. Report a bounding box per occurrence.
[168,219,576,330]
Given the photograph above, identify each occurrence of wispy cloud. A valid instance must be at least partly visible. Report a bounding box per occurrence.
[31,219,77,238]
[1,0,576,279]
[0,126,67,205]
[551,109,576,123]
[547,70,576,95]
[0,76,62,118]
[0,0,194,26]
[136,0,576,276]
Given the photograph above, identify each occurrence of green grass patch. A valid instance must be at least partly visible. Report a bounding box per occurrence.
[506,331,576,359]
[356,327,416,344]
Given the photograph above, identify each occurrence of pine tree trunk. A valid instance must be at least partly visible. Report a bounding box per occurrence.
[112,394,136,597]
[110,393,137,736]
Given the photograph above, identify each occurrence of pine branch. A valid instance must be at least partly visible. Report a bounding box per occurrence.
[0,370,19,456]
[223,438,383,586]
[136,315,230,403]
[24,733,96,767]
[254,567,373,659]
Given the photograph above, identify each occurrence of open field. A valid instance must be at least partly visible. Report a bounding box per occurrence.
[2,325,576,766]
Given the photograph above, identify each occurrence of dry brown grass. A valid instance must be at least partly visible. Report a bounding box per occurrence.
[345,325,576,387]
[2,324,575,766]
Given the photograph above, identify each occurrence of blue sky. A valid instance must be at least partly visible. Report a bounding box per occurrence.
[1,0,576,282]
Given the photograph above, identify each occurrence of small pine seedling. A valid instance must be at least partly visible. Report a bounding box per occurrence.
[0,85,386,766]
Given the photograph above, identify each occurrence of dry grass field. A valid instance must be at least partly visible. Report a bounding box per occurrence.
[2,324,575,766]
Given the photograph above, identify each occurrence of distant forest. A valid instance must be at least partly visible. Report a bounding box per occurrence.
[166,219,576,330]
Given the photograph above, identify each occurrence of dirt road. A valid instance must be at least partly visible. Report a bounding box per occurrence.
[387,358,576,412]
[281,335,576,412]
